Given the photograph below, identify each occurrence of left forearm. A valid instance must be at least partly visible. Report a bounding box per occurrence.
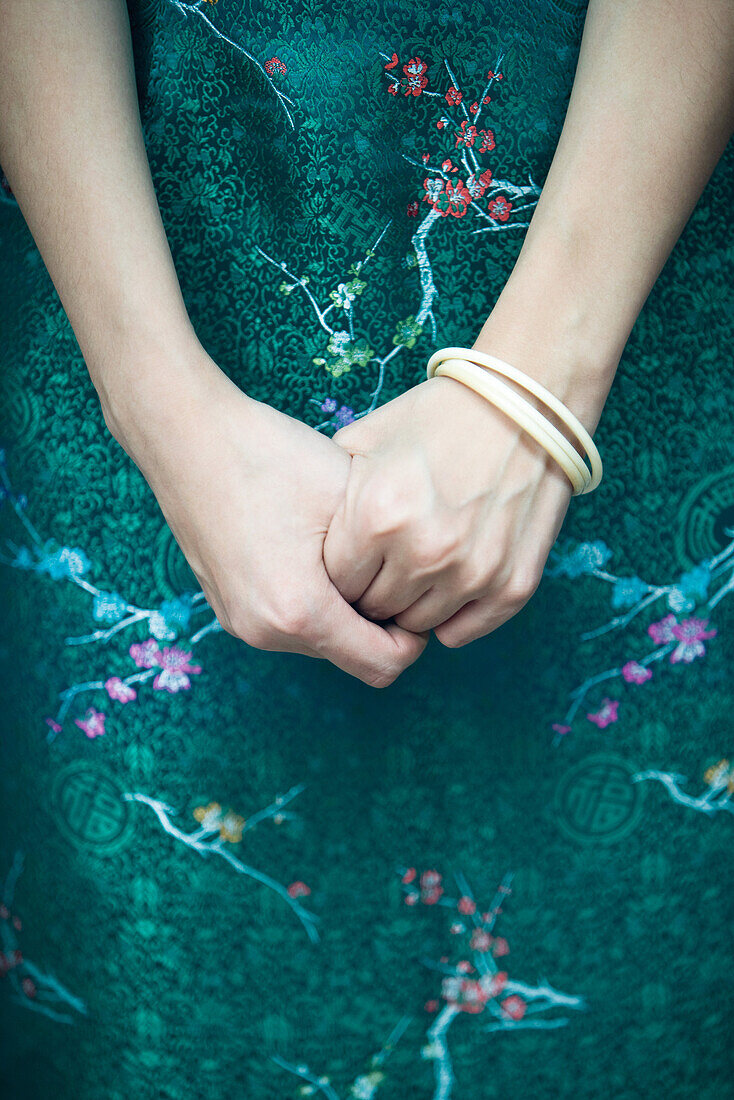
[474,0,734,431]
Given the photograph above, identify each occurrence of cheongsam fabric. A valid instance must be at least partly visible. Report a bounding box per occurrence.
[1,2,733,1097]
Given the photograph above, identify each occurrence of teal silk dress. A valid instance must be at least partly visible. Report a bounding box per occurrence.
[1,2,733,1097]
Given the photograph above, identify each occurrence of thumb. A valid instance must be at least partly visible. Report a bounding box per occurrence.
[323,492,384,604]
[310,571,428,687]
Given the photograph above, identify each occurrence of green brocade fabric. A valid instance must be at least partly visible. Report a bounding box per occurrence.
[1,1,733,1096]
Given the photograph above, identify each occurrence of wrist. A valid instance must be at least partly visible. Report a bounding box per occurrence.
[473,266,625,433]
[93,327,231,464]
[473,235,627,434]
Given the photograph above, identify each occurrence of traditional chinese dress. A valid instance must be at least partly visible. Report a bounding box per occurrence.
[1,1,733,1097]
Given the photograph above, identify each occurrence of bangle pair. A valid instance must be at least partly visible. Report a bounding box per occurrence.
[425,346,603,495]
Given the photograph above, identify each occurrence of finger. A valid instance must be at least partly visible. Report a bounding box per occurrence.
[305,571,429,687]
[355,555,434,622]
[393,581,479,634]
[322,486,384,604]
[432,592,517,649]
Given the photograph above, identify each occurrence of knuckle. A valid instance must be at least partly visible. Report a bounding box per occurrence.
[411,525,461,572]
[364,482,414,537]
[230,609,268,649]
[504,563,541,606]
[265,597,315,640]
[460,556,494,596]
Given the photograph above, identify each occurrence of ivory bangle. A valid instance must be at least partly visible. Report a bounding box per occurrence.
[433,357,592,495]
[427,345,603,492]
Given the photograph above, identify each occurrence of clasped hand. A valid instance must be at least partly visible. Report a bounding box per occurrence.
[324,371,574,650]
[132,349,574,690]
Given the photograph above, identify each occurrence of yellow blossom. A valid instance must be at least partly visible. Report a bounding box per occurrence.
[704,759,730,788]
[219,811,246,843]
[193,801,221,826]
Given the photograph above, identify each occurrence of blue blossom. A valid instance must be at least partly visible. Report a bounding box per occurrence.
[150,595,194,641]
[11,546,34,570]
[611,575,649,610]
[161,595,193,631]
[38,546,91,580]
[320,397,338,414]
[545,539,613,579]
[678,564,711,603]
[334,405,355,428]
[93,590,128,624]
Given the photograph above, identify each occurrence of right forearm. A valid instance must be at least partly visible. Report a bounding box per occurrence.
[0,0,199,422]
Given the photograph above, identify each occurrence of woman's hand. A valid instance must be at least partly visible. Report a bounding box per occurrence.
[323,370,584,648]
[106,343,428,686]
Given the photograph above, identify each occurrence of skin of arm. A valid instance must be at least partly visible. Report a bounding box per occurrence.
[0,0,427,687]
[323,0,734,647]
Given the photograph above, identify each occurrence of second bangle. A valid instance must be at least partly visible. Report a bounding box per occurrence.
[432,356,592,495]
[427,344,603,492]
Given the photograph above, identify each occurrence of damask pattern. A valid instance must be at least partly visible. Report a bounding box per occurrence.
[1,1,733,1097]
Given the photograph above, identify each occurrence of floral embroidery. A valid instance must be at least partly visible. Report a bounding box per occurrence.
[74,707,106,739]
[264,56,287,75]
[487,195,513,221]
[586,697,619,728]
[104,676,137,703]
[129,638,202,692]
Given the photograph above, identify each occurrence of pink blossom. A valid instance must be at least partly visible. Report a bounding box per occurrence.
[647,613,678,645]
[470,929,492,952]
[622,660,653,684]
[587,697,619,728]
[286,881,311,898]
[500,994,526,1020]
[420,869,443,904]
[74,707,106,739]
[492,936,509,957]
[485,971,507,996]
[457,895,476,915]
[45,717,62,734]
[152,645,202,693]
[420,869,441,890]
[457,978,489,1014]
[105,676,137,703]
[670,617,717,664]
[129,638,162,668]
[551,722,571,737]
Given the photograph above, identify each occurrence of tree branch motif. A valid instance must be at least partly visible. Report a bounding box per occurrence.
[632,758,734,816]
[124,785,320,942]
[1,853,87,1024]
[402,869,585,1100]
[544,530,734,745]
[258,49,539,429]
[272,1014,413,1099]
[0,453,220,740]
[267,866,584,1099]
[164,0,296,129]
